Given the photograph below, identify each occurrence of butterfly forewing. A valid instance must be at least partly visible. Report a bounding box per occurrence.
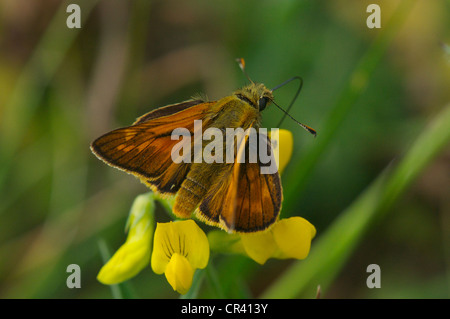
[91,100,214,195]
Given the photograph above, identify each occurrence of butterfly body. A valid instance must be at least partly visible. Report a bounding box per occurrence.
[91,82,282,233]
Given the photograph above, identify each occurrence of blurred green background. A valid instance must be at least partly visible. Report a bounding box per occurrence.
[0,0,449,299]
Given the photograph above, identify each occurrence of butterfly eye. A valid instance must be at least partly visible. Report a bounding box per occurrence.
[258,97,268,111]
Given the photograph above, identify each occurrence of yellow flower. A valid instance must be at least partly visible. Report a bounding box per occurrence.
[240,217,316,264]
[208,129,315,264]
[97,193,155,284]
[270,128,293,175]
[151,220,209,294]
[208,217,316,265]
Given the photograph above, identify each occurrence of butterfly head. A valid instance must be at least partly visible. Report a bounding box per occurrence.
[234,83,274,112]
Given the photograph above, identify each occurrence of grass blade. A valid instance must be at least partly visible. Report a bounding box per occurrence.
[282,0,415,211]
[262,102,450,298]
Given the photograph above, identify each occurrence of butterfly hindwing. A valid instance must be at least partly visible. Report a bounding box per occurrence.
[196,130,282,232]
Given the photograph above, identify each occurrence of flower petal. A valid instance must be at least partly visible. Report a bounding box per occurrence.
[151,222,173,274]
[125,192,155,233]
[164,253,194,295]
[272,217,316,260]
[151,220,209,275]
[269,129,293,175]
[176,220,209,269]
[240,230,277,265]
[97,193,155,285]
[97,238,152,284]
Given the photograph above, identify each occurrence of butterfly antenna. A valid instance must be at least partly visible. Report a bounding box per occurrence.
[271,99,317,137]
[271,76,317,137]
[236,58,254,84]
[271,76,303,127]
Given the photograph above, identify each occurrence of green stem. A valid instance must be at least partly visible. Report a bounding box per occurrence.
[205,259,226,298]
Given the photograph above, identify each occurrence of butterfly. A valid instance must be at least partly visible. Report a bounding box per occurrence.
[90,59,316,233]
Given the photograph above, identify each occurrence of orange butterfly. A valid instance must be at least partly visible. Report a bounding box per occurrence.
[91,59,316,233]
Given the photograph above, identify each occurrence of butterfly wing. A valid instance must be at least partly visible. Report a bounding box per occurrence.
[91,99,214,195]
[196,129,282,233]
